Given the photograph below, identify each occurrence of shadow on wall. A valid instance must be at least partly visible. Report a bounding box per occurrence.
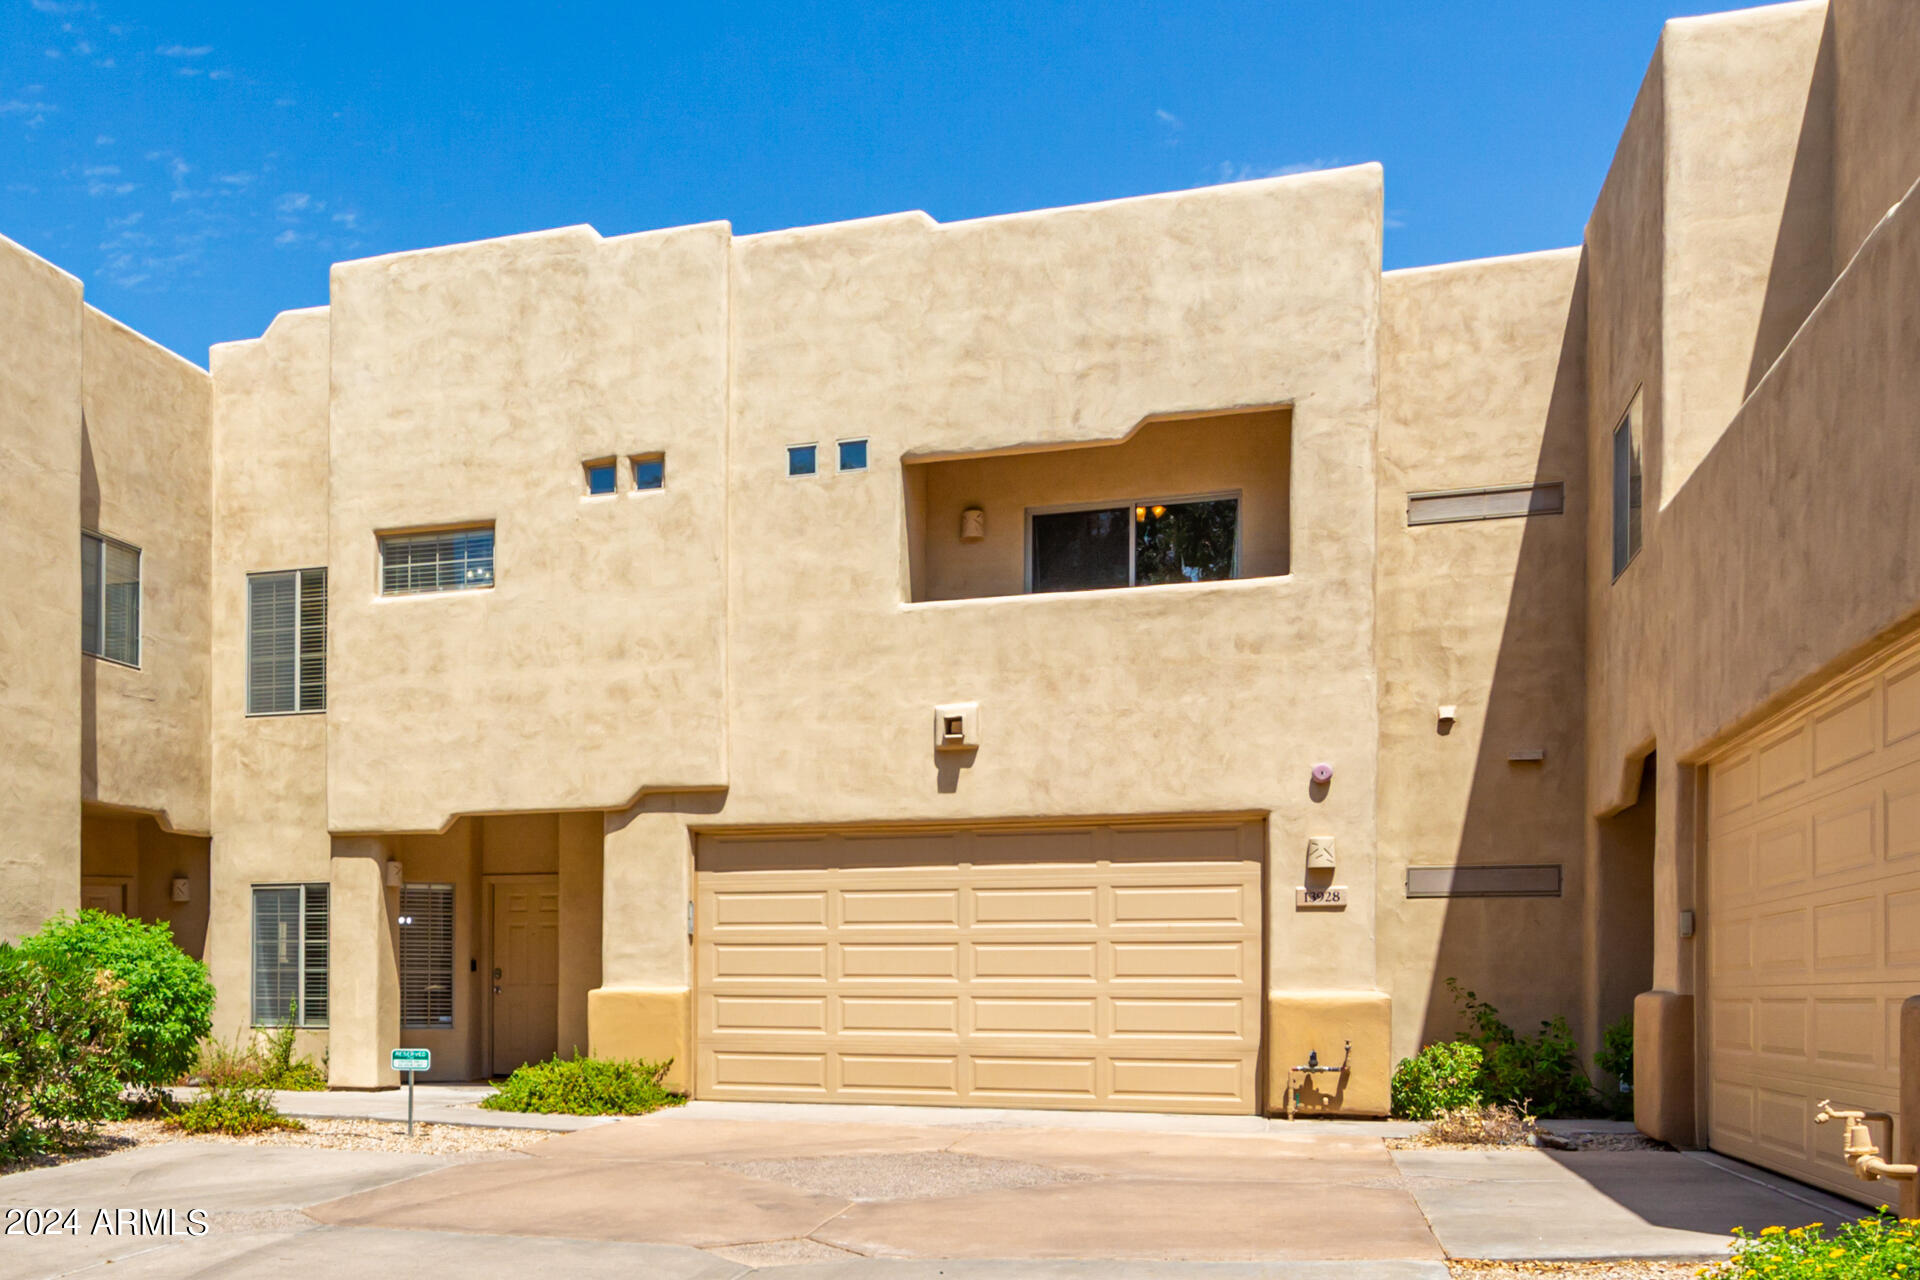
[1744,11,1837,398]
[1414,257,1644,1059]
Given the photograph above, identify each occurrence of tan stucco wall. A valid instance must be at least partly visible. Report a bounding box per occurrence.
[1374,249,1591,1063]
[911,409,1291,602]
[207,308,333,1045]
[323,223,731,833]
[0,235,82,942]
[80,811,211,958]
[1831,0,1920,268]
[80,308,213,837]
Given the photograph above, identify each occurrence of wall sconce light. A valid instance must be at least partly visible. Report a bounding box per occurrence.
[959,507,986,541]
[384,860,404,889]
[170,876,190,903]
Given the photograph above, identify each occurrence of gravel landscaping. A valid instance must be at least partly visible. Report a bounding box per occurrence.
[1,1117,539,1174]
[1450,1262,1706,1280]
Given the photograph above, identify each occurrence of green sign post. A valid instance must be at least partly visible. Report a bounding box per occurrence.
[390,1048,430,1135]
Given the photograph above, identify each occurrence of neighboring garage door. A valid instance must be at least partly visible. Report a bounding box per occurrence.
[694,820,1264,1114]
[1703,631,1920,1203]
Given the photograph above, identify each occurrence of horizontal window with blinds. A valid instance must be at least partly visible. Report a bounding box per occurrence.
[379,525,494,595]
[398,883,456,1028]
[247,568,327,715]
[1406,482,1564,526]
[81,531,141,666]
[252,883,329,1027]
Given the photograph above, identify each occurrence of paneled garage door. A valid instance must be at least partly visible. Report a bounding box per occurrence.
[694,821,1264,1113]
[1703,631,1920,1203]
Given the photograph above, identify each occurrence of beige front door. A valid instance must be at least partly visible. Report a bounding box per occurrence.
[1702,630,1920,1204]
[695,820,1264,1114]
[489,876,559,1074]
[81,878,128,915]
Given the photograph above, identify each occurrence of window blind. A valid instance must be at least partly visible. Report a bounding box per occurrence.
[252,883,329,1027]
[398,883,455,1028]
[247,568,327,714]
[81,532,141,665]
[379,526,494,595]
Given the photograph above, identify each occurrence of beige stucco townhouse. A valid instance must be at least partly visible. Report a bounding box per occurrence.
[3,0,1917,1209]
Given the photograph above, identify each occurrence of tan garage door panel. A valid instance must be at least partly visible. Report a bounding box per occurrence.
[1704,635,1920,1204]
[695,822,1263,1114]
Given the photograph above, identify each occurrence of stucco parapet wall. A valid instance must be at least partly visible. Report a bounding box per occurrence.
[1266,991,1392,1118]
[588,987,691,1093]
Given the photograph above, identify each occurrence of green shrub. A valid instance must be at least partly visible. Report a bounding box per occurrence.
[20,912,213,1090]
[1391,1041,1484,1119]
[480,1057,685,1116]
[1703,1211,1918,1279]
[1445,979,1599,1119]
[165,1081,302,1136]
[0,945,131,1158]
[1593,1014,1633,1118]
[191,1014,327,1093]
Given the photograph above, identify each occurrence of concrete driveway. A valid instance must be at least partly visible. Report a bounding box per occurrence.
[0,1103,1864,1279]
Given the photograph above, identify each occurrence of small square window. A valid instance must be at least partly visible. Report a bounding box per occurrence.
[584,460,617,496]
[631,453,665,491]
[788,444,818,477]
[838,438,868,472]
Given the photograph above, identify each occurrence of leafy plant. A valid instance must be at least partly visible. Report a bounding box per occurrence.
[189,1007,327,1092]
[19,911,213,1091]
[1593,1014,1633,1119]
[1445,979,1599,1118]
[1416,1103,1537,1147]
[0,945,131,1158]
[1702,1212,1919,1279]
[1391,1041,1484,1119]
[165,1081,303,1136]
[480,1057,685,1116]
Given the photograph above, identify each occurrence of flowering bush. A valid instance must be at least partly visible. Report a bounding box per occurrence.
[1702,1212,1919,1279]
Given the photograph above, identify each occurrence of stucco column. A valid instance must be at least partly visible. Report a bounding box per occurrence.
[1636,756,1700,1146]
[556,812,604,1059]
[588,803,693,1088]
[327,838,400,1089]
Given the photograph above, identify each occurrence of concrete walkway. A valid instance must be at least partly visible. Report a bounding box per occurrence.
[0,1103,1866,1279]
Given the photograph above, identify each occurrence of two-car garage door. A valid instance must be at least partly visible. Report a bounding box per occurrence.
[1703,631,1920,1202]
[694,821,1264,1114]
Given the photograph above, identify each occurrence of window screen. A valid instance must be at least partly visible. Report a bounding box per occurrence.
[379,525,495,595]
[399,883,455,1028]
[252,883,329,1027]
[81,532,141,665]
[1029,497,1239,593]
[248,568,327,714]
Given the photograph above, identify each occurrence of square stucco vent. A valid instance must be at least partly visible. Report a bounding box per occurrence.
[935,702,979,751]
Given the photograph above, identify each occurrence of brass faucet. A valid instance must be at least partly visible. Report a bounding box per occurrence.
[1814,1100,1918,1187]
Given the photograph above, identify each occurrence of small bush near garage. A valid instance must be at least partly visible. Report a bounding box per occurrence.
[1391,1041,1484,1120]
[19,911,214,1091]
[1411,1103,1537,1147]
[1592,1014,1634,1119]
[1703,1213,1919,1279]
[480,1057,686,1116]
[1444,979,1599,1118]
[165,1081,303,1136]
[0,944,131,1158]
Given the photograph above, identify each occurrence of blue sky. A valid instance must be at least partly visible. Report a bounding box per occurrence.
[3,0,1768,365]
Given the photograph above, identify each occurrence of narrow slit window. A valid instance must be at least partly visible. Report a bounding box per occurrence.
[379,525,495,595]
[1611,406,1643,578]
[247,567,327,715]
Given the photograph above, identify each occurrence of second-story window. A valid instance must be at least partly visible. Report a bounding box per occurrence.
[248,568,327,715]
[1028,495,1239,594]
[81,531,141,666]
[1611,405,1643,579]
[380,525,495,595]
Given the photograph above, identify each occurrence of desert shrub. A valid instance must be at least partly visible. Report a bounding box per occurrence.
[1446,979,1599,1118]
[0,945,131,1157]
[165,1081,302,1136]
[1415,1103,1537,1147]
[1592,1014,1633,1118]
[20,912,213,1090]
[190,1015,327,1093]
[1702,1212,1918,1279]
[1391,1041,1484,1119]
[480,1057,685,1116]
